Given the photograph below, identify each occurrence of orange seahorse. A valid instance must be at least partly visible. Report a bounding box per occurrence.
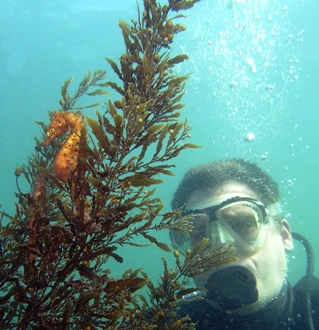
[41,111,85,181]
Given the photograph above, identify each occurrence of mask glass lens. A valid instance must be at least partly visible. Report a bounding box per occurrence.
[189,214,209,246]
[170,198,268,254]
[216,201,263,242]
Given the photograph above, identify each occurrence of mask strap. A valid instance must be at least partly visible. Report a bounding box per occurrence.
[267,202,282,216]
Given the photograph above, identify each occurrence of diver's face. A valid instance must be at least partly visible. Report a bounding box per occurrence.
[186,182,293,314]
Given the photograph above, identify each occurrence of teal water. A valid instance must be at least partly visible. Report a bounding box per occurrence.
[0,0,318,289]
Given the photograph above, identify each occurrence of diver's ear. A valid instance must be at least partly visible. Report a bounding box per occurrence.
[281,220,293,251]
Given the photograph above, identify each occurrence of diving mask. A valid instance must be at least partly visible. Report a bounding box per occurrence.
[170,196,282,255]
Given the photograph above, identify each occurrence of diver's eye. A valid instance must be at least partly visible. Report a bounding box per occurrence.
[230,218,258,237]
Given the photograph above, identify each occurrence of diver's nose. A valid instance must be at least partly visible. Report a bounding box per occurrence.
[210,221,227,245]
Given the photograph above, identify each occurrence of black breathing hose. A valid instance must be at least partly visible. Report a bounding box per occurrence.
[292,232,314,277]
[292,232,315,330]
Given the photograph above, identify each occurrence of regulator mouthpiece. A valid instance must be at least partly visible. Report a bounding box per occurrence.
[205,266,258,311]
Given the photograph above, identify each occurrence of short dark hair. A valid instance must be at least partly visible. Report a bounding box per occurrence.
[171,159,280,209]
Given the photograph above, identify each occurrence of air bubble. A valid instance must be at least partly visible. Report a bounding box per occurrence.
[244,132,255,142]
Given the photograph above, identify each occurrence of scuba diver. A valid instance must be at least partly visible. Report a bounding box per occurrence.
[170,159,319,329]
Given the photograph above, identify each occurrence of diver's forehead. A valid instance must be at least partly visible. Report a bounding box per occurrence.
[185,182,259,210]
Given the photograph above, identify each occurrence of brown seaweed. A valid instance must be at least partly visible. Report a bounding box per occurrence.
[0,1,234,329]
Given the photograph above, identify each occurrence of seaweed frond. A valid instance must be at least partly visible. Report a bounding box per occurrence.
[0,1,229,329]
[140,239,235,329]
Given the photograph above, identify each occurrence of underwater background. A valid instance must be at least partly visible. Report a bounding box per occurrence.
[0,0,318,290]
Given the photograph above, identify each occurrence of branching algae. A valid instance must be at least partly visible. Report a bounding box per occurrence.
[0,1,235,329]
